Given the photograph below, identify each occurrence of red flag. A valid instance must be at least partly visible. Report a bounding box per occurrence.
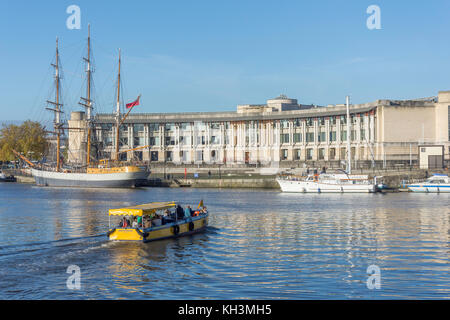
[126,95,140,109]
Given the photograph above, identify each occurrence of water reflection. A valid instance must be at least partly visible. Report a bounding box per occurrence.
[0,184,449,299]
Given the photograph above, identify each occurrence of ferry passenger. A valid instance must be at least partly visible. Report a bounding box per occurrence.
[137,216,143,228]
[152,216,162,227]
[184,206,193,219]
[143,217,151,229]
[119,216,130,228]
[202,206,208,214]
[176,205,184,220]
[132,217,138,228]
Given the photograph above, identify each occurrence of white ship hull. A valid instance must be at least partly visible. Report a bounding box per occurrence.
[31,168,149,188]
[407,184,450,193]
[277,179,376,193]
[407,174,450,193]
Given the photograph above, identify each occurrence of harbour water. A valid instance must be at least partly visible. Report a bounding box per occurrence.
[0,183,449,299]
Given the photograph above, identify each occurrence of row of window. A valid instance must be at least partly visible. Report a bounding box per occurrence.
[100,114,371,134]
[280,130,368,143]
[104,129,370,147]
[281,147,362,160]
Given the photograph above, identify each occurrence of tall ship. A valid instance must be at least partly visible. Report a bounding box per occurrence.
[23,26,148,188]
[276,96,377,193]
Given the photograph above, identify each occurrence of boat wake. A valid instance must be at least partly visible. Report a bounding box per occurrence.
[0,234,107,259]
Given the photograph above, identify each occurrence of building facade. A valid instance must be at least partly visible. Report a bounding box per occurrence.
[67,92,450,169]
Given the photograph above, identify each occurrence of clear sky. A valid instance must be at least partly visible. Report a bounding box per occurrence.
[1,0,450,123]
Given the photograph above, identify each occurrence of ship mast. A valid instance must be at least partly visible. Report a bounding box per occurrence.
[346,95,352,174]
[79,24,93,166]
[46,37,63,172]
[115,49,121,161]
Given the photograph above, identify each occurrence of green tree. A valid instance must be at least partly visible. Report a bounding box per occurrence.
[0,121,47,161]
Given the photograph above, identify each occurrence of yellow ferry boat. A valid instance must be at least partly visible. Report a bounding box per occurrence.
[107,201,208,242]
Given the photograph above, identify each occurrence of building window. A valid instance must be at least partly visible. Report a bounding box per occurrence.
[133,124,144,133]
[341,131,347,142]
[340,148,346,159]
[211,136,218,144]
[119,152,127,161]
[319,118,325,126]
[360,129,366,141]
[330,116,336,125]
[149,123,159,132]
[165,123,175,131]
[119,124,128,134]
[329,148,336,160]
[281,149,288,160]
[306,133,314,143]
[294,149,301,160]
[165,137,175,146]
[306,148,313,160]
[151,151,158,161]
[119,137,128,147]
[281,134,289,144]
[329,131,336,142]
[133,136,145,146]
[351,130,356,141]
[104,135,113,146]
[195,150,204,162]
[293,133,302,143]
[318,132,326,143]
[149,136,159,146]
[101,123,113,131]
[318,148,325,160]
[281,120,289,129]
[165,151,173,161]
[181,123,190,130]
[134,151,143,161]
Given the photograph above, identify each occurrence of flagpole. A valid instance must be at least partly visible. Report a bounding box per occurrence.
[119,94,141,127]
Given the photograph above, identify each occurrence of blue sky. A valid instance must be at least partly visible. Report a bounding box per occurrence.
[1,0,450,122]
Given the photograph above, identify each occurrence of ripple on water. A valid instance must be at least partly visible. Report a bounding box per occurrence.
[0,185,449,299]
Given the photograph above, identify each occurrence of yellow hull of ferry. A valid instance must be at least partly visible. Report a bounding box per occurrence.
[108,215,208,242]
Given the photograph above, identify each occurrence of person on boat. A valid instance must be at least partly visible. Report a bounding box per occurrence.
[176,205,185,220]
[132,217,138,228]
[137,216,143,228]
[152,215,162,227]
[143,217,151,229]
[120,216,131,228]
[184,206,193,219]
[202,206,208,214]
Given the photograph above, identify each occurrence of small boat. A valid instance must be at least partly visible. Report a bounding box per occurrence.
[107,201,208,242]
[0,171,16,182]
[407,174,450,193]
[276,172,377,193]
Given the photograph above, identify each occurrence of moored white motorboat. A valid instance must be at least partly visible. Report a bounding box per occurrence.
[407,174,450,193]
[277,173,377,193]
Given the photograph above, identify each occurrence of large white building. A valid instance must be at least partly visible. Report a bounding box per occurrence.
[68,91,450,169]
